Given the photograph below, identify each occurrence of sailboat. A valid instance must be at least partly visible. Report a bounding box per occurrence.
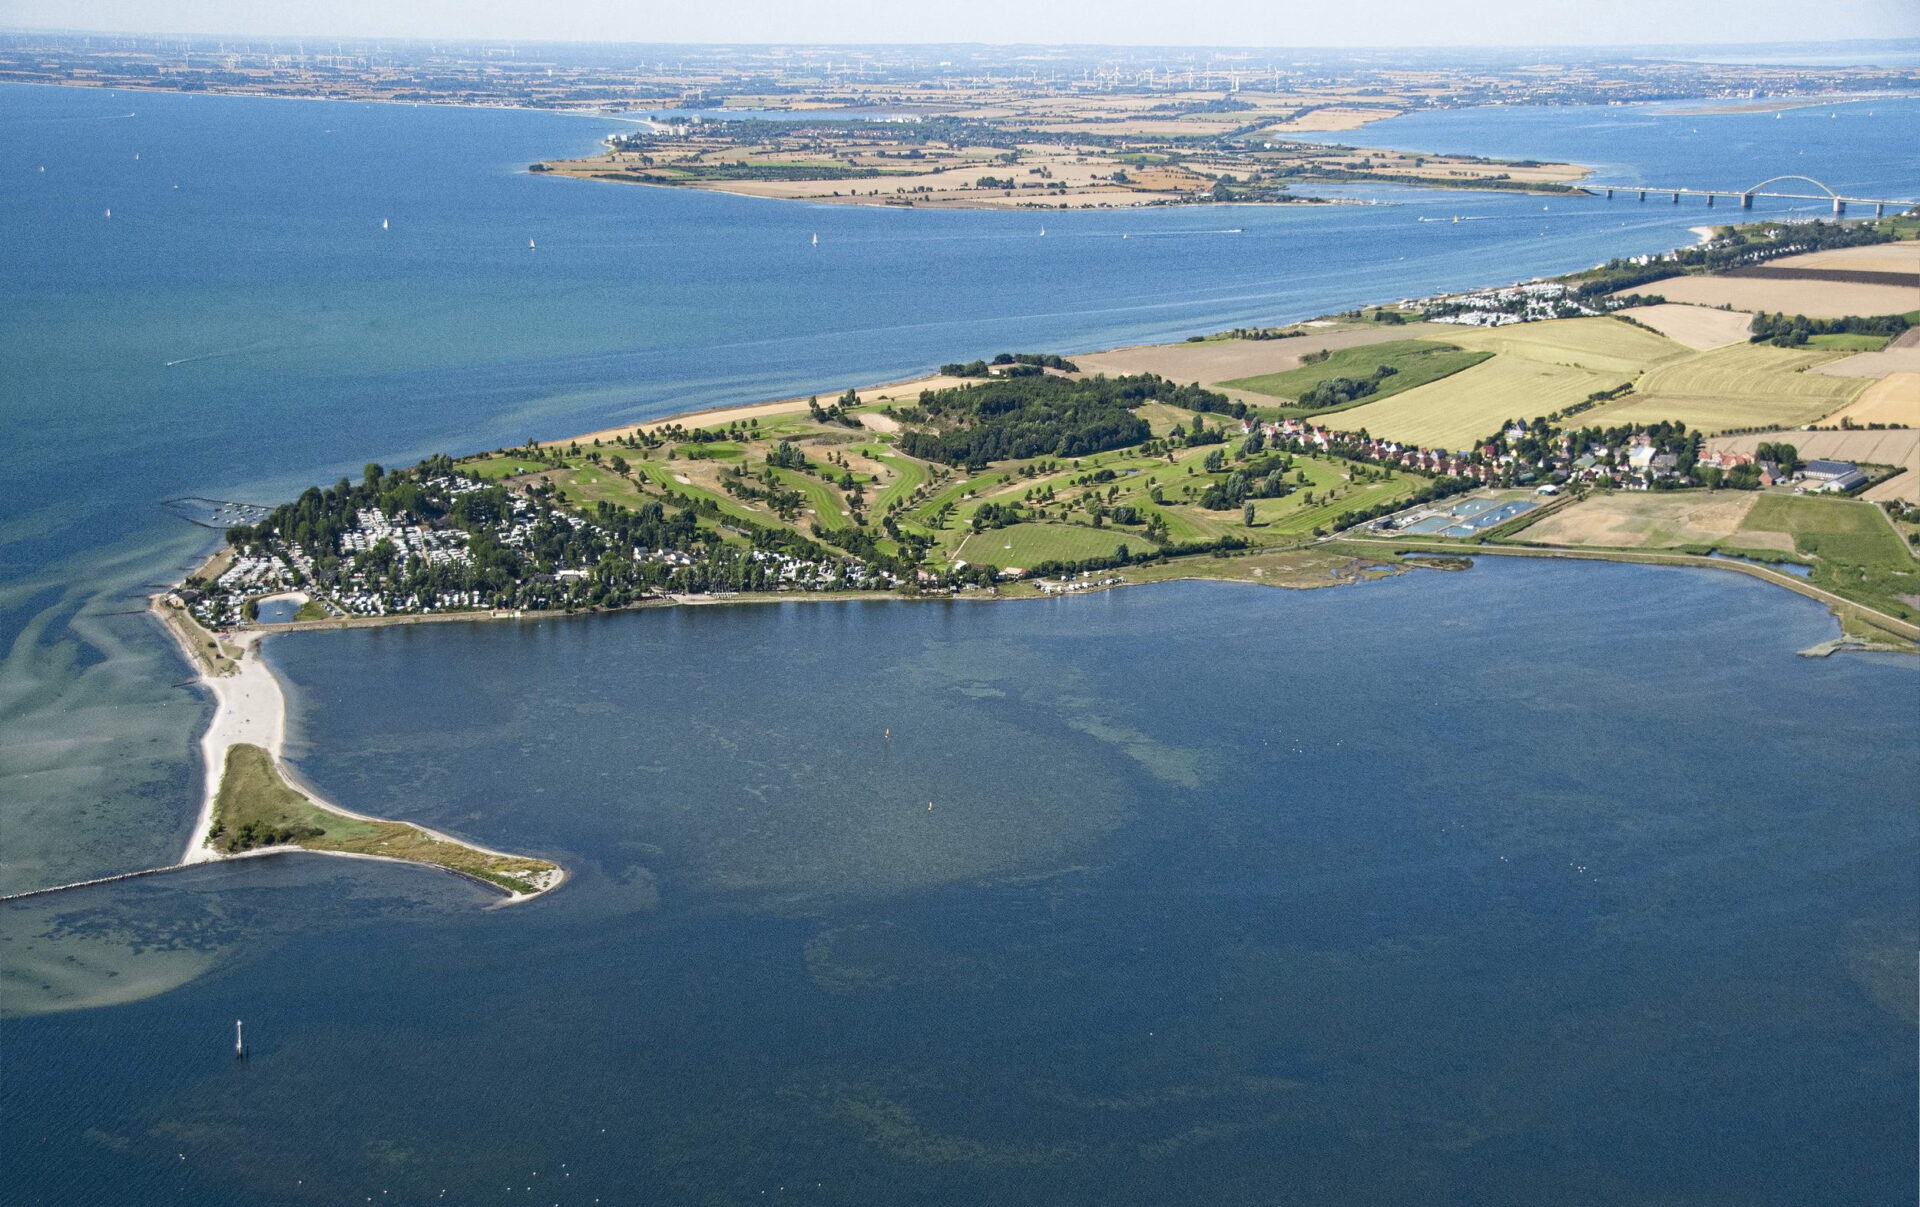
[811,232,818,246]
[528,238,536,250]
[381,217,389,230]
[104,208,111,218]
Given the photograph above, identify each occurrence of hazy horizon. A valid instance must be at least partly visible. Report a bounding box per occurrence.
[4,0,1917,51]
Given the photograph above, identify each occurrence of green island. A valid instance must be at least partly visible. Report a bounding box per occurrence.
[209,744,563,898]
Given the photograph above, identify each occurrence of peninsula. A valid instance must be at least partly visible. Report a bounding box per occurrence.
[176,214,1920,652]
[152,594,565,902]
[119,211,1919,908]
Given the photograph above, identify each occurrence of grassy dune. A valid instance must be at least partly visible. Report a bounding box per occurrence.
[210,744,560,896]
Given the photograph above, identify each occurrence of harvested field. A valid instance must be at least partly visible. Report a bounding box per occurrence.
[1813,329,1920,378]
[1259,106,1400,132]
[1762,243,1920,275]
[1333,317,1685,448]
[1819,372,1920,428]
[1520,492,1777,550]
[1443,316,1689,375]
[1587,342,1867,433]
[1616,303,1755,350]
[1336,355,1627,449]
[1620,274,1919,319]
[1072,323,1455,402]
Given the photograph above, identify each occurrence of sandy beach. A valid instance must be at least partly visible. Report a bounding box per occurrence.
[178,630,282,865]
[154,600,564,900]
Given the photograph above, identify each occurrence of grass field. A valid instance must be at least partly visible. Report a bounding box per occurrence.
[1219,339,1490,414]
[1806,333,1891,352]
[1741,494,1920,620]
[634,461,765,527]
[211,744,559,895]
[1589,342,1868,433]
[953,522,1136,568]
[864,449,929,513]
[769,467,852,529]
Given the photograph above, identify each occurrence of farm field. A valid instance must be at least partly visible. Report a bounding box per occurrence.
[1334,355,1628,449]
[1220,339,1491,413]
[1812,330,1920,379]
[1071,322,1454,399]
[1517,492,1773,550]
[1587,342,1867,433]
[1615,303,1755,350]
[1819,372,1920,428]
[1330,317,1692,448]
[1442,316,1689,375]
[1617,274,1918,319]
[1760,242,1920,275]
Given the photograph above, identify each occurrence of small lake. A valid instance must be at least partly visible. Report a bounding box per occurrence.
[252,596,301,623]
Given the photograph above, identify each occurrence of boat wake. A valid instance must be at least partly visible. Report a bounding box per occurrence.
[164,342,267,369]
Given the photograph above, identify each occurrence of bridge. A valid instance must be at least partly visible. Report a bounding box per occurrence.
[1591,175,1918,217]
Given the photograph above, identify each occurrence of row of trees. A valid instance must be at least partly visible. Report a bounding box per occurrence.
[1749,311,1910,347]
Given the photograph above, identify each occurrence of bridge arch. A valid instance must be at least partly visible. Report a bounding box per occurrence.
[1743,175,1840,197]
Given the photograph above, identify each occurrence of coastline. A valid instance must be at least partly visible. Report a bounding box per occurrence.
[149,594,566,905]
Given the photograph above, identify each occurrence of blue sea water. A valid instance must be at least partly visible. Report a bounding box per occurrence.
[6,563,1917,1205]
[1,85,1917,1204]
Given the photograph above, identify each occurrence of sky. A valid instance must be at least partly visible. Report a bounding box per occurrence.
[6,0,1918,48]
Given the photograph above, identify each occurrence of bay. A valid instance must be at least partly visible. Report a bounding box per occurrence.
[4,562,1915,1204]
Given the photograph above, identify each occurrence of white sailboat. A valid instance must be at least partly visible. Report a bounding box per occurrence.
[382,217,389,230]
[811,232,819,246]
[528,238,536,250]
[1039,226,1046,236]
[104,208,111,218]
